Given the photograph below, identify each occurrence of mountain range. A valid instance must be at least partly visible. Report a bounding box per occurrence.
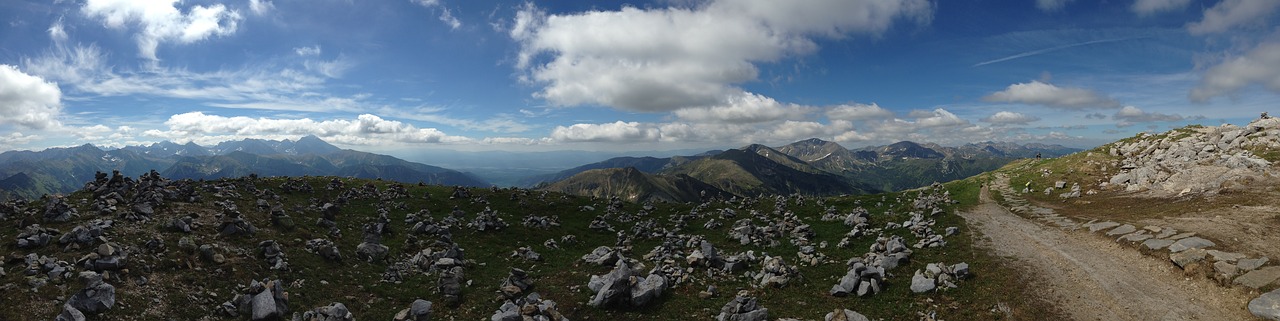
[538,139,1078,202]
[0,136,486,200]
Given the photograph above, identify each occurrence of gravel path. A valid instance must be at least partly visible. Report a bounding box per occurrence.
[960,180,1256,321]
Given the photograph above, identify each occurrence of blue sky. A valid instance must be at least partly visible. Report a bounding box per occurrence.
[1,0,1279,155]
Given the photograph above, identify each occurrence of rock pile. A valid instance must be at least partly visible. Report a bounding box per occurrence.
[259,240,288,270]
[830,260,885,297]
[356,222,390,262]
[294,302,354,321]
[304,238,342,261]
[1107,118,1279,195]
[65,271,115,316]
[16,224,57,249]
[586,258,668,308]
[218,279,290,320]
[489,292,567,321]
[715,292,768,321]
[910,262,970,293]
[754,256,799,288]
[467,207,509,231]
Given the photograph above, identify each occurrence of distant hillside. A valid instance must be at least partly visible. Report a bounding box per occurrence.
[541,167,731,202]
[535,139,1077,200]
[0,136,486,200]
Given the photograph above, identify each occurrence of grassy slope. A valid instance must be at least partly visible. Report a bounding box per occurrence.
[0,175,1056,320]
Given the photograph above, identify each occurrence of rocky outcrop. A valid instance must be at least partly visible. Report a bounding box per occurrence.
[1107,118,1279,195]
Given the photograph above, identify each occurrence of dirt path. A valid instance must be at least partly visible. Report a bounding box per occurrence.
[961,183,1256,321]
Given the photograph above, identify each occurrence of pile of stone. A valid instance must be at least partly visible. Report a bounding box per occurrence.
[730,219,780,247]
[437,262,466,306]
[43,196,79,222]
[392,299,433,321]
[588,216,613,231]
[216,202,257,236]
[586,258,668,308]
[217,279,290,320]
[1107,118,1279,195]
[581,246,622,266]
[356,222,390,262]
[467,207,508,231]
[277,178,314,193]
[521,215,560,229]
[171,215,196,233]
[824,309,871,321]
[24,253,77,289]
[259,240,288,270]
[754,256,799,288]
[59,219,111,248]
[62,271,116,319]
[796,245,827,266]
[910,262,970,293]
[304,238,342,262]
[294,302,354,321]
[715,291,768,321]
[489,292,567,321]
[16,224,58,249]
[830,260,886,297]
[511,246,542,261]
[268,203,294,229]
[500,268,533,299]
[79,243,127,272]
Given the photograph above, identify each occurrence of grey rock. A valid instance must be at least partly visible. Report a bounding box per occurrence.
[824,309,870,321]
[910,270,936,293]
[1207,250,1247,263]
[1251,288,1280,321]
[251,289,278,320]
[56,304,85,321]
[1170,248,1207,268]
[716,293,768,321]
[1105,224,1136,236]
[408,299,432,321]
[1239,257,1270,271]
[1168,237,1215,253]
[629,274,667,307]
[1215,261,1240,279]
[355,242,389,262]
[1142,238,1175,251]
[1167,232,1197,240]
[1087,221,1120,233]
[1236,266,1280,289]
[67,272,115,314]
[1117,232,1152,243]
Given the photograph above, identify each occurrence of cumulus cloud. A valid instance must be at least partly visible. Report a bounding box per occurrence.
[548,121,661,143]
[673,93,813,124]
[910,108,969,128]
[981,111,1040,125]
[1112,106,1184,123]
[81,0,244,61]
[0,132,41,150]
[1132,0,1191,15]
[143,112,470,146]
[412,0,461,30]
[249,0,274,16]
[1036,0,1074,11]
[1187,0,1280,35]
[1190,42,1280,102]
[984,80,1120,109]
[826,103,894,120]
[510,0,933,112]
[0,65,62,130]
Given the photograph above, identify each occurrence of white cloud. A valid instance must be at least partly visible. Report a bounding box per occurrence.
[249,0,274,16]
[412,0,462,30]
[1187,0,1280,35]
[304,57,354,79]
[673,93,813,124]
[510,0,933,112]
[81,0,243,61]
[548,121,661,143]
[1112,106,1184,123]
[911,108,969,128]
[1036,0,1074,11]
[144,112,470,146]
[0,64,62,130]
[981,111,1041,125]
[984,80,1120,109]
[1131,0,1190,15]
[826,103,894,120]
[294,46,321,56]
[0,132,41,150]
[48,18,68,42]
[1190,42,1280,102]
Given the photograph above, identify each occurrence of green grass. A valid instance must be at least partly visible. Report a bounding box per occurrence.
[0,175,1058,320]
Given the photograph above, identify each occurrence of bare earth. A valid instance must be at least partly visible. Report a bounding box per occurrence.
[961,184,1256,321]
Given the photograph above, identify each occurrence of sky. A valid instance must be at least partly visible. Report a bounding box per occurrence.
[2,0,1280,156]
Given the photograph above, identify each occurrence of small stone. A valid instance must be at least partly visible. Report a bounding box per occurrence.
[1168,237,1215,253]
[1239,257,1270,271]
[1236,267,1280,289]
[1105,224,1136,236]
[1142,239,1175,251]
